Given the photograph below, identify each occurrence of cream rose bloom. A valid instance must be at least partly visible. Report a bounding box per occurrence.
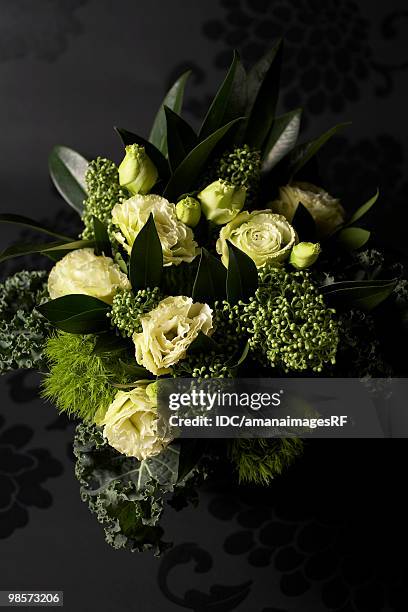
[111,194,198,266]
[133,296,213,375]
[216,210,297,268]
[270,182,345,238]
[48,248,130,304]
[102,383,167,460]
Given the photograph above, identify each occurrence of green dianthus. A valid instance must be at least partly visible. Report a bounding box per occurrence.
[42,332,132,421]
[229,438,303,485]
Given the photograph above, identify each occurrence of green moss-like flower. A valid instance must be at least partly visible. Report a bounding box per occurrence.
[108,287,162,337]
[81,157,128,240]
[42,332,132,421]
[229,438,303,485]
[205,145,261,206]
[0,270,51,373]
[238,267,339,373]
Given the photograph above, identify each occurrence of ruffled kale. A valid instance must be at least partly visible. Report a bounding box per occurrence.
[74,423,207,554]
[0,270,51,373]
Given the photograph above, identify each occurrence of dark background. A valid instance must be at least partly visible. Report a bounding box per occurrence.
[1,1,408,610]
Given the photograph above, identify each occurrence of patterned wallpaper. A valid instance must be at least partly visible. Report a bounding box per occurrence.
[0,1,407,611]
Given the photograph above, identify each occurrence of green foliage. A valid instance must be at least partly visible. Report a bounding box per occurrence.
[239,267,339,373]
[42,332,132,421]
[74,423,206,554]
[109,287,162,337]
[81,157,127,240]
[0,271,51,373]
[229,438,303,485]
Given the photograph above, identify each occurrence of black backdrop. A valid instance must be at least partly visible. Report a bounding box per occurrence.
[1,1,408,611]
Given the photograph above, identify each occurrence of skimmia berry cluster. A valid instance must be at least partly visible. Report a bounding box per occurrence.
[82,157,127,240]
[239,267,339,373]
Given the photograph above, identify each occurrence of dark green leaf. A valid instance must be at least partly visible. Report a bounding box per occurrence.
[199,51,246,140]
[289,122,351,179]
[163,117,244,201]
[291,203,317,242]
[48,145,88,215]
[37,294,110,334]
[262,108,302,172]
[0,213,74,241]
[225,341,250,368]
[337,227,371,251]
[189,330,220,354]
[149,71,191,155]
[0,239,95,264]
[129,213,163,291]
[93,333,131,355]
[114,127,170,181]
[226,241,258,305]
[93,217,112,257]
[322,279,397,311]
[192,248,227,302]
[345,189,379,227]
[164,106,197,173]
[244,40,283,149]
[117,360,153,379]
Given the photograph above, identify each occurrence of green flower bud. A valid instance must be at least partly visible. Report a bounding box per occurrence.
[197,179,246,225]
[118,144,158,195]
[175,196,201,228]
[289,242,321,270]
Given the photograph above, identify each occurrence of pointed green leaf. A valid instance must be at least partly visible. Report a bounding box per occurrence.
[37,294,110,334]
[291,202,317,242]
[245,40,283,149]
[189,330,220,354]
[93,333,132,355]
[322,279,397,311]
[149,71,191,155]
[226,241,258,305]
[192,248,227,302]
[345,189,379,227]
[114,127,170,181]
[262,109,302,172]
[338,227,371,251]
[129,213,163,291]
[199,51,247,141]
[93,217,112,257]
[163,117,244,201]
[0,239,95,264]
[0,213,74,241]
[164,106,197,173]
[289,122,351,179]
[48,145,88,215]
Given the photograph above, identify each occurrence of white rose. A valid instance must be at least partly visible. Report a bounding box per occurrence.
[216,210,297,268]
[111,194,198,266]
[270,182,345,238]
[48,248,130,304]
[133,296,213,375]
[102,383,167,460]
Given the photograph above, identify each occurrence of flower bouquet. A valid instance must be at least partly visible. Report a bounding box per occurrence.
[1,41,406,553]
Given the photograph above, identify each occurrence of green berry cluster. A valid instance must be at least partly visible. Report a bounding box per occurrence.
[81,157,128,240]
[238,267,339,373]
[172,352,235,379]
[108,287,162,337]
[216,144,261,206]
